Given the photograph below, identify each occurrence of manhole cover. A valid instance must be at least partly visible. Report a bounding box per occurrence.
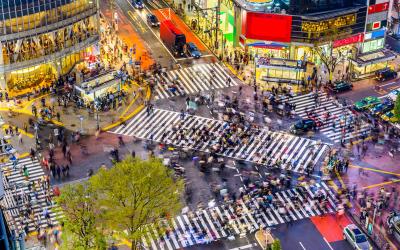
[71,124,76,127]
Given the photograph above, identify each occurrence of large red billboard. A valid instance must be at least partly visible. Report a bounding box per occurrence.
[242,11,292,43]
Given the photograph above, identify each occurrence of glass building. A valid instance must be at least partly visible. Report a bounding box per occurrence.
[0,0,100,96]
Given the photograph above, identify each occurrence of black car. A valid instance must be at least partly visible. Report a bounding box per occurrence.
[290,119,317,135]
[375,68,397,82]
[146,14,159,27]
[327,80,353,93]
[132,0,144,9]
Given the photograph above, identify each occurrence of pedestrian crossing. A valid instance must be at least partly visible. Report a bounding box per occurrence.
[112,108,329,173]
[141,182,337,250]
[153,63,237,100]
[283,92,371,143]
[0,157,60,233]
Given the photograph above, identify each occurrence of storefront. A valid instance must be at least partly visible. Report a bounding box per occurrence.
[74,71,121,105]
[256,57,307,90]
[1,45,98,96]
[349,49,396,78]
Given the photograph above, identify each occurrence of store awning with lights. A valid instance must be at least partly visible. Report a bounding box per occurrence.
[350,49,396,67]
[239,35,289,50]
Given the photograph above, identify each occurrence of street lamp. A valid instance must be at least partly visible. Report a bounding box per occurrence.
[34,123,39,150]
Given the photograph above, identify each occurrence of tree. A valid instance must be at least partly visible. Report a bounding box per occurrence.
[271,239,282,250]
[394,93,400,120]
[311,27,347,82]
[90,157,184,250]
[56,183,106,250]
[312,42,342,82]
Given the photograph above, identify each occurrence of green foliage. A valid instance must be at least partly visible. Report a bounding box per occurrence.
[271,239,282,250]
[56,183,106,250]
[394,93,400,120]
[89,157,184,249]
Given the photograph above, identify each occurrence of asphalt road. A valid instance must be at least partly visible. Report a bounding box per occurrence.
[338,77,400,102]
[116,0,175,67]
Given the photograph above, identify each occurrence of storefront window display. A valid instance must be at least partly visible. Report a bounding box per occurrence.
[2,46,95,96]
[6,64,56,95]
[352,61,387,76]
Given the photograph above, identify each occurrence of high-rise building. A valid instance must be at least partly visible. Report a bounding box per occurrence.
[0,0,100,97]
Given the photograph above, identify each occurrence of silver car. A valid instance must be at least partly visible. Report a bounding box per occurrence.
[343,224,372,250]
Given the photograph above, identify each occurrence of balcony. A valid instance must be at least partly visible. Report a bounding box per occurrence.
[0,34,99,73]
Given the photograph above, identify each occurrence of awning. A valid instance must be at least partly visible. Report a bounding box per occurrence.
[350,49,396,67]
[247,41,289,49]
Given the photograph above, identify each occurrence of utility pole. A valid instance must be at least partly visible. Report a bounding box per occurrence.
[215,0,221,55]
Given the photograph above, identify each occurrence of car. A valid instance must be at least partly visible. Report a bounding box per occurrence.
[290,118,317,135]
[343,224,372,250]
[381,110,400,123]
[370,102,393,116]
[328,80,353,93]
[353,96,380,111]
[375,68,397,82]
[388,89,400,102]
[146,14,159,27]
[132,0,143,9]
[386,212,400,243]
[186,42,201,59]
[369,98,394,116]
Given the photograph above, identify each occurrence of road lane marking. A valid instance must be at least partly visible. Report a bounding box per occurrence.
[299,241,306,250]
[323,237,334,250]
[350,164,400,177]
[362,179,400,189]
[229,243,258,250]
[380,81,397,87]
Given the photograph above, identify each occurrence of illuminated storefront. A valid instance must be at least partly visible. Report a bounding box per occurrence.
[0,0,100,96]
[348,1,393,78]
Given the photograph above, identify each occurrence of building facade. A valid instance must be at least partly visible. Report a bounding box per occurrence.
[0,0,100,96]
[194,0,394,84]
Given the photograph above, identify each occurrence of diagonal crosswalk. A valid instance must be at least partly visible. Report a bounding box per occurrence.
[141,182,336,250]
[112,108,329,173]
[284,92,371,143]
[0,157,60,233]
[153,63,237,100]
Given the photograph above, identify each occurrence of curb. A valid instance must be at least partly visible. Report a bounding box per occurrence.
[101,84,151,132]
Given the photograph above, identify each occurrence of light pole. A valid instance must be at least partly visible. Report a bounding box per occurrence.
[34,123,39,150]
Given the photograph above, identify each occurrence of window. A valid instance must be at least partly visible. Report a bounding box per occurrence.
[362,38,384,53]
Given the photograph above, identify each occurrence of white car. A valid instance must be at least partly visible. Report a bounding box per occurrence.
[388,89,400,101]
[343,224,372,250]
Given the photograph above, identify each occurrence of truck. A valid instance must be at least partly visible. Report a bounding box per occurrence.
[160,20,186,57]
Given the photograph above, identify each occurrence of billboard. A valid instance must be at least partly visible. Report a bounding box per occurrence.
[368,2,389,14]
[241,12,292,43]
[333,33,364,48]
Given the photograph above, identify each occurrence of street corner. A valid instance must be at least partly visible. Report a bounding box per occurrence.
[310,213,352,243]
[345,163,400,192]
[152,8,208,53]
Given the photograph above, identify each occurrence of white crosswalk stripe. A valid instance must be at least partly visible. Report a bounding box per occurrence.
[141,183,336,249]
[112,108,329,173]
[284,92,371,143]
[153,63,237,100]
[0,158,60,233]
